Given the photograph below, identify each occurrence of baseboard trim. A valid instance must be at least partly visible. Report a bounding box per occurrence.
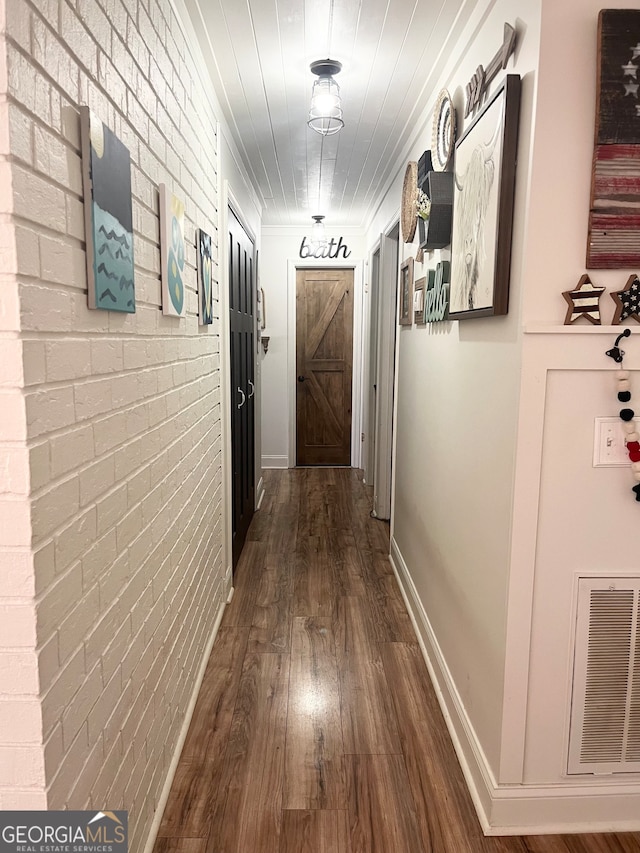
[485,790,640,835]
[224,562,233,602]
[256,475,265,509]
[389,537,640,836]
[389,537,494,832]
[143,595,227,853]
[261,455,288,469]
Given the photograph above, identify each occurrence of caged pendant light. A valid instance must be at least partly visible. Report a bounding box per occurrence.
[307,59,344,136]
[310,214,327,250]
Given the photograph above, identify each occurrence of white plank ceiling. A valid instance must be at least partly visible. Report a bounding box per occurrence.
[185,0,470,227]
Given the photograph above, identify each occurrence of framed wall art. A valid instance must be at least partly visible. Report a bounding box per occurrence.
[80,107,135,313]
[196,228,213,325]
[159,183,186,317]
[586,9,640,269]
[399,257,414,326]
[414,276,426,324]
[449,74,521,320]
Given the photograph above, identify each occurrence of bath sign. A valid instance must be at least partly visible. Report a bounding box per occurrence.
[425,261,450,322]
[299,236,352,259]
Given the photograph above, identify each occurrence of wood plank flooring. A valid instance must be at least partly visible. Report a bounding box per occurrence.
[155,468,640,853]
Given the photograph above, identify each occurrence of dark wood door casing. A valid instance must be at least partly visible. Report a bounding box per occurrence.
[229,208,255,567]
[296,268,354,466]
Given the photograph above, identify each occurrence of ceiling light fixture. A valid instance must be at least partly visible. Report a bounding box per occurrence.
[307,214,328,254]
[308,59,344,136]
[301,215,329,258]
[311,214,326,244]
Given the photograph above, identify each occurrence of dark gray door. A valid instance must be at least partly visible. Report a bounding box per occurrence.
[228,207,255,568]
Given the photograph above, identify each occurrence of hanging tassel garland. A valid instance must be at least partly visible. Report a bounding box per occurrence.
[615,368,640,499]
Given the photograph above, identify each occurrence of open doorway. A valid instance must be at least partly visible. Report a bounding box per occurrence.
[365,223,399,520]
[364,247,380,485]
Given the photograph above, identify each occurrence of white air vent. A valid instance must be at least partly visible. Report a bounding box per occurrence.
[568,578,640,774]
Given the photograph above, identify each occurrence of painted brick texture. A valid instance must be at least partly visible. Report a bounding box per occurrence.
[0,0,48,813]
[0,0,225,847]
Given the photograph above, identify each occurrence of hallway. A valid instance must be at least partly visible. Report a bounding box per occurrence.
[153,468,640,853]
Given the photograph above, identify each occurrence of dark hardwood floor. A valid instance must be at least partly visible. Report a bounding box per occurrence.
[154,468,640,853]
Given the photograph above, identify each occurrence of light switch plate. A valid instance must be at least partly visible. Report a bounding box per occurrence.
[593,416,640,467]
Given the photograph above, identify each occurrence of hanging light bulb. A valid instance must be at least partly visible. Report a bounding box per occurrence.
[311,214,326,244]
[308,214,328,254]
[308,60,344,136]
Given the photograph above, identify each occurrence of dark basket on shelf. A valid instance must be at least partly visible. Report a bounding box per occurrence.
[419,171,453,251]
[417,150,434,189]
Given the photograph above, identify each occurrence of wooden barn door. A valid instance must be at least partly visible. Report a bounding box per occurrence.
[296,267,353,466]
[229,207,255,567]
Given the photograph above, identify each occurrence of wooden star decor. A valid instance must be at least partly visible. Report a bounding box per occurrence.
[612,274,640,324]
[562,274,605,324]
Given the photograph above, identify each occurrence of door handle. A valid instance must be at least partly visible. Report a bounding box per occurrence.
[248,379,255,398]
[297,375,306,382]
[237,387,246,408]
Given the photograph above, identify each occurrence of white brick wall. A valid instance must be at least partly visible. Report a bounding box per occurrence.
[0,0,48,813]
[0,0,226,848]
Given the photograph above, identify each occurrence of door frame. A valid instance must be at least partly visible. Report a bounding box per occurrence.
[362,246,380,486]
[220,182,261,591]
[372,224,400,520]
[362,219,400,520]
[287,259,364,469]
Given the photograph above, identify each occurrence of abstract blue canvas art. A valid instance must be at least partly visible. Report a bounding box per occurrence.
[80,107,135,313]
[196,228,213,325]
[159,184,186,317]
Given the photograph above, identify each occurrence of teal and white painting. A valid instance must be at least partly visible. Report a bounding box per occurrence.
[80,107,135,312]
[196,228,213,325]
[159,183,186,317]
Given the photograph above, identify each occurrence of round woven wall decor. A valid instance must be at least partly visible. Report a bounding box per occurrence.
[401,161,418,243]
[432,89,455,171]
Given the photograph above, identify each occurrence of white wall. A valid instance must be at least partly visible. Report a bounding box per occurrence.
[373,0,640,832]
[516,0,640,791]
[0,0,48,810]
[372,0,541,783]
[260,225,365,468]
[0,0,257,849]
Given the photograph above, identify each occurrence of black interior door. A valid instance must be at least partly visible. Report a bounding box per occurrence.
[228,207,255,569]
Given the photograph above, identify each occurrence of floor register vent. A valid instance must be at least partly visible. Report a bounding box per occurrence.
[568,579,640,775]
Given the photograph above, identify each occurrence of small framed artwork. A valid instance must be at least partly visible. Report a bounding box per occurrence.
[159,183,186,317]
[260,287,266,329]
[414,276,426,324]
[399,257,414,326]
[196,228,213,325]
[449,74,521,320]
[79,107,135,312]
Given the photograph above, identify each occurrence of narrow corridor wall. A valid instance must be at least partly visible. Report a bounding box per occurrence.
[0,0,48,812]
[0,1,226,849]
[370,0,640,831]
[373,0,540,781]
